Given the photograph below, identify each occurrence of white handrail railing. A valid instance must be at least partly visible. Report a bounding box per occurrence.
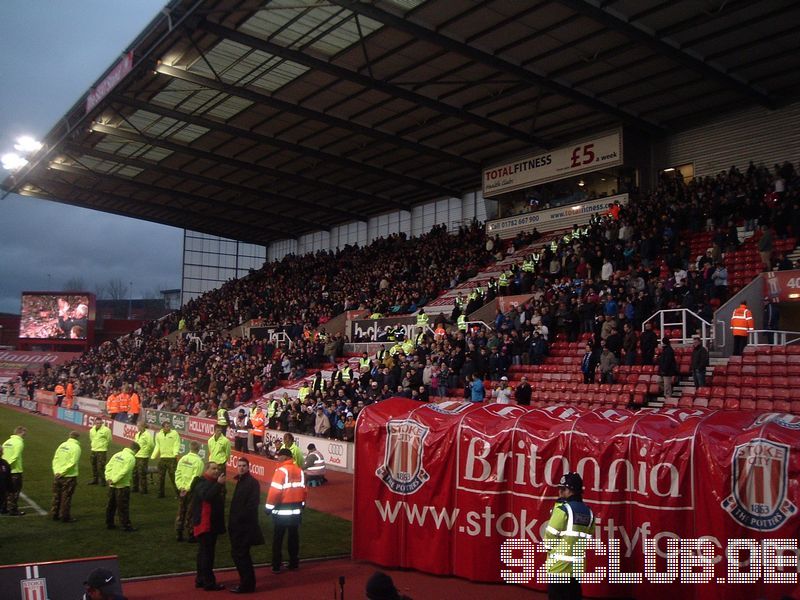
[641,309,713,346]
[748,330,800,346]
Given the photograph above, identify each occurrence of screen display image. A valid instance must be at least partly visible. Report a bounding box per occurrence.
[19,294,92,339]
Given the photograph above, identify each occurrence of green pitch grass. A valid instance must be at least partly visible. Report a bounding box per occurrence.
[0,405,351,577]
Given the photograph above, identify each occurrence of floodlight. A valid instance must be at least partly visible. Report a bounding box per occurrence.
[1,153,28,171]
[13,136,42,154]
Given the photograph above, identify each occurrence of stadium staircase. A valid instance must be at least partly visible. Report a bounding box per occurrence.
[422,229,570,319]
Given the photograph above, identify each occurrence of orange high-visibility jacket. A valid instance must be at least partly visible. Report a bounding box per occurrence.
[730,304,754,337]
[106,393,119,415]
[129,393,140,415]
[265,458,307,518]
[116,392,131,413]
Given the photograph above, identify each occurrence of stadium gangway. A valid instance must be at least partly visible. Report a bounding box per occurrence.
[641,308,713,346]
[748,329,800,346]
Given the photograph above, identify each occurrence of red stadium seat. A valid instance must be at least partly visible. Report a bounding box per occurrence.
[756,400,773,411]
[709,398,724,410]
[740,399,756,411]
[773,399,791,412]
[724,398,741,410]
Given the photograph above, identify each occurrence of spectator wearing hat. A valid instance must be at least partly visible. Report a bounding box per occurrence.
[82,567,125,600]
[493,377,513,405]
[343,413,356,442]
[366,571,413,600]
[543,472,594,600]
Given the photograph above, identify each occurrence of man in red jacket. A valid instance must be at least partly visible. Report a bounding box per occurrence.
[266,448,307,574]
[192,462,226,591]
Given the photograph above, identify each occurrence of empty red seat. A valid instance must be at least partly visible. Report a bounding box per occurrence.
[771,387,789,401]
[740,399,756,411]
[756,386,773,400]
[773,399,791,412]
[756,400,773,411]
[709,397,724,410]
[724,398,741,410]
[694,397,709,408]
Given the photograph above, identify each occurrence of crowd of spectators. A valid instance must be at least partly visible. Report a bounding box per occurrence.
[28,160,799,430]
[31,223,491,416]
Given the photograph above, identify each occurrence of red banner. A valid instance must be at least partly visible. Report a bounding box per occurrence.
[353,400,800,599]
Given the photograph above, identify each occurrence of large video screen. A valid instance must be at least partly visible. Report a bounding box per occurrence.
[19,293,93,340]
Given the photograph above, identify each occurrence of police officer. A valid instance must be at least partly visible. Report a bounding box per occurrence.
[175,441,205,542]
[132,422,154,494]
[105,441,139,532]
[415,309,429,332]
[232,409,251,454]
[543,472,594,600]
[303,443,326,487]
[88,419,111,486]
[151,421,181,498]
[51,431,81,522]
[216,401,230,435]
[266,448,307,573]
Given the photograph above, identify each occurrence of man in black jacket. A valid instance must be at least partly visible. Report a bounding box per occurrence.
[639,322,658,365]
[192,462,226,591]
[581,342,600,384]
[659,337,678,399]
[690,336,709,388]
[514,375,531,406]
[228,458,264,594]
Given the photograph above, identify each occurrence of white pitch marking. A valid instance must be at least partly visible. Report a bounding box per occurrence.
[19,492,47,516]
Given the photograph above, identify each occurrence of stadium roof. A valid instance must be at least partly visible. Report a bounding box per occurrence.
[3,0,799,246]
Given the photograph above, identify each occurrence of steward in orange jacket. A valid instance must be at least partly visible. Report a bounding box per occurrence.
[731,301,754,356]
[265,448,307,573]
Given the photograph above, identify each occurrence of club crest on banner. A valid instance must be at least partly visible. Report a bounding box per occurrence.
[425,400,472,415]
[721,438,797,531]
[376,419,430,494]
[20,565,49,600]
[753,413,800,430]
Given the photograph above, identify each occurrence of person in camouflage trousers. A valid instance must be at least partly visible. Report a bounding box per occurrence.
[175,441,204,542]
[51,431,81,522]
[105,441,139,532]
[151,421,181,498]
[132,422,154,494]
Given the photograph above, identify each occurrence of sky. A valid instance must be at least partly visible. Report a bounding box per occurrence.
[0,0,182,314]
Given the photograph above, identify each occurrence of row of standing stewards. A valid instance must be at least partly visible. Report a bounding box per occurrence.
[1,420,321,595]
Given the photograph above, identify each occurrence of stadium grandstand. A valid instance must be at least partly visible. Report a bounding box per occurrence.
[2,1,800,599]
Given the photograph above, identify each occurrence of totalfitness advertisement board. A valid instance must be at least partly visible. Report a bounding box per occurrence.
[353,399,800,600]
[482,131,623,197]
